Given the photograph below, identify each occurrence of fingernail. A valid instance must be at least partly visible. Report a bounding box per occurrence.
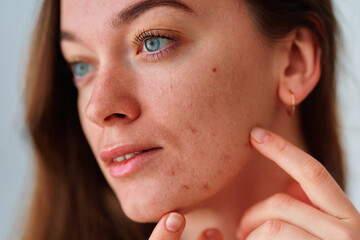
[251,127,270,144]
[204,228,223,240]
[166,212,184,233]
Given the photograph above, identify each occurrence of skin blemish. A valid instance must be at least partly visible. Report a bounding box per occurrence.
[189,126,198,134]
[203,184,210,190]
[212,67,217,73]
[181,185,190,190]
[171,171,175,176]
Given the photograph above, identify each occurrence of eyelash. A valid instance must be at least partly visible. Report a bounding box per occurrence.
[133,29,177,61]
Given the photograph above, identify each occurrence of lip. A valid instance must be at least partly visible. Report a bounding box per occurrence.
[99,144,162,177]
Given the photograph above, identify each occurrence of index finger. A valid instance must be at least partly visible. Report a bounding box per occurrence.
[250,127,357,220]
[149,212,185,240]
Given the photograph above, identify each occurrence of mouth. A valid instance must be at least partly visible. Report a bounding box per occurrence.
[99,145,163,177]
[112,148,157,163]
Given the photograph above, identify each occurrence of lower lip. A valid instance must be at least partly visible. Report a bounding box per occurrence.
[109,148,162,177]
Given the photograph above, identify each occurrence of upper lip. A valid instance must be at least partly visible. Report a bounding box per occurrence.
[99,144,161,165]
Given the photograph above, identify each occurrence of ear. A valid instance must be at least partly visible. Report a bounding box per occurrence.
[278,27,321,107]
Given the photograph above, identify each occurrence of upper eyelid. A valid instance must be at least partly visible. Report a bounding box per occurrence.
[133,28,182,44]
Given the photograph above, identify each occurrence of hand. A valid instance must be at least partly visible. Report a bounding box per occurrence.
[148,212,224,240]
[148,212,185,240]
[237,127,360,239]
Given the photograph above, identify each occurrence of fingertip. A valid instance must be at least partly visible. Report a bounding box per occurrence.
[165,212,185,233]
[250,127,270,144]
[200,228,223,240]
[149,212,186,240]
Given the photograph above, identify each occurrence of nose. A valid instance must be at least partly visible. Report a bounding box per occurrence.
[85,68,141,127]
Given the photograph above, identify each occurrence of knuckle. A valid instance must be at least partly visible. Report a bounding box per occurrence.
[275,138,289,155]
[302,158,329,184]
[262,220,283,237]
[268,193,294,210]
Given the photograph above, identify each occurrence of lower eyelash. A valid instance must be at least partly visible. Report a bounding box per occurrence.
[143,44,177,62]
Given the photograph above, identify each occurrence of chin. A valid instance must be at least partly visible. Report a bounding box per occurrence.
[117,194,176,223]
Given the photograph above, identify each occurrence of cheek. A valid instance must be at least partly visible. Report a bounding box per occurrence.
[113,42,277,223]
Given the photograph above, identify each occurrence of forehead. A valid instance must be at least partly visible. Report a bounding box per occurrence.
[61,0,194,28]
[60,0,204,46]
[59,0,253,52]
[60,0,130,29]
[60,0,245,28]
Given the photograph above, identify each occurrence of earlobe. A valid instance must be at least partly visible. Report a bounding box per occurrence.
[278,27,322,108]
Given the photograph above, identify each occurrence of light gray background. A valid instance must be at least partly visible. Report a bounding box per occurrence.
[1,0,359,239]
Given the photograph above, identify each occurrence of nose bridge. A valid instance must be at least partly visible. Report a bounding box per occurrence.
[85,66,140,126]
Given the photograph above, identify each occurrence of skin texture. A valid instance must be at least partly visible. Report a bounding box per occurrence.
[60,0,279,222]
[60,0,360,239]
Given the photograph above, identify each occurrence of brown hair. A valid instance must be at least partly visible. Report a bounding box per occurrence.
[22,0,344,239]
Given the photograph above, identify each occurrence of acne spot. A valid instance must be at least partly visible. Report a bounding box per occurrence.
[203,184,210,190]
[212,67,217,73]
[171,171,175,176]
[181,185,190,190]
[189,126,198,135]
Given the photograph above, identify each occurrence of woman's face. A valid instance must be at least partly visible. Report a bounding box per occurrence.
[61,0,280,222]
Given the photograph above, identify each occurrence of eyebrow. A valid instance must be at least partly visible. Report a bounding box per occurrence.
[112,0,194,27]
[60,31,78,42]
[60,0,194,43]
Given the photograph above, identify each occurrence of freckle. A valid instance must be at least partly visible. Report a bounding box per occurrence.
[181,185,190,190]
[212,67,217,73]
[203,184,210,190]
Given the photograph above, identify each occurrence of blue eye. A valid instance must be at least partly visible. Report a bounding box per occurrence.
[72,62,92,77]
[144,37,171,52]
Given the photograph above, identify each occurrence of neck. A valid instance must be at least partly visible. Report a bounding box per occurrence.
[180,108,308,240]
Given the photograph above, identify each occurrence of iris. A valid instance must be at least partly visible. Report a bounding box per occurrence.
[144,37,162,52]
[73,62,91,77]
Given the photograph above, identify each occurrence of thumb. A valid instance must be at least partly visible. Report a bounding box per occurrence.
[149,212,186,240]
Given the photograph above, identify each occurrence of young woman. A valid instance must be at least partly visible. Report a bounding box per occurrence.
[23,0,360,239]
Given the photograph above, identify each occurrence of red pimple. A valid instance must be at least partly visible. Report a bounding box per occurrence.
[181,185,190,190]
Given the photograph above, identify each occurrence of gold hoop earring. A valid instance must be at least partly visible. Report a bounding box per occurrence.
[287,92,296,117]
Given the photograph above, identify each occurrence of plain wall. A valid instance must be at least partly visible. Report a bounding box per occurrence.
[0,0,359,239]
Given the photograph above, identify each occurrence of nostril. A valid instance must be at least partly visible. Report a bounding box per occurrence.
[104,113,127,121]
[115,113,126,118]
